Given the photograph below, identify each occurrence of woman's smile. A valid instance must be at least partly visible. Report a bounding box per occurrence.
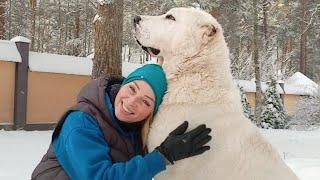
[121,101,134,115]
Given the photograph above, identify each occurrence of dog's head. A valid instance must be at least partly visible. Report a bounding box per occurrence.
[133,7,222,60]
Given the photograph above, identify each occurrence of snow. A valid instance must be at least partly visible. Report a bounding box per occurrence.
[0,130,51,180]
[0,40,22,62]
[260,129,320,180]
[236,79,284,94]
[122,59,158,77]
[122,61,142,77]
[29,52,93,76]
[97,0,114,5]
[86,53,94,59]
[10,36,31,44]
[284,72,319,96]
[27,50,150,77]
[236,72,319,96]
[0,129,319,180]
[93,14,102,23]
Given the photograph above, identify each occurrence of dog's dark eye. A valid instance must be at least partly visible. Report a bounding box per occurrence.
[165,14,176,21]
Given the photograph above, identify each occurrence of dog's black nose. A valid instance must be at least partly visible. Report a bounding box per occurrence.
[134,16,142,24]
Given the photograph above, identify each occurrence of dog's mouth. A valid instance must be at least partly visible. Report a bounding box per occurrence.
[136,39,160,56]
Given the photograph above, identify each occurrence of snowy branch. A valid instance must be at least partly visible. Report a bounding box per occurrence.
[93,14,102,23]
[301,7,319,35]
[88,0,98,9]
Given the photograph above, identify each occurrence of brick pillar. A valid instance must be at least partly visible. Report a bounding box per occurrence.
[11,36,31,130]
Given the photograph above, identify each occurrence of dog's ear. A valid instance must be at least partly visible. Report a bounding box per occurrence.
[201,24,217,44]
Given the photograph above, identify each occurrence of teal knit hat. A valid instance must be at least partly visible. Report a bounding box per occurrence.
[122,64,167,115]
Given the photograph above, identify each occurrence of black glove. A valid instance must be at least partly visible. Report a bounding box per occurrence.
[156,121,212,164]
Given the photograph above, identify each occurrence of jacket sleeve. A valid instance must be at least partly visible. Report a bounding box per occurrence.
[52,111,166,180]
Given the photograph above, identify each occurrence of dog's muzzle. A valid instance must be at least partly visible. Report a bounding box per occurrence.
[136,39,160,56]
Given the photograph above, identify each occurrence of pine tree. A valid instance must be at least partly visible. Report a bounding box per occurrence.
[260,77,288,129]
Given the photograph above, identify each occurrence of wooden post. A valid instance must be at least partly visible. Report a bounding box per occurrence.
[278,81,285,111]
[11,36,31,130]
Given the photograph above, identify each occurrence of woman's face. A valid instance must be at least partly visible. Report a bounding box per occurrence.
[114,80,155,123]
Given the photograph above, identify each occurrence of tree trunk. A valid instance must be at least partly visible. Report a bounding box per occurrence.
[92,0,124,78]
[253,0,263,125]
[262,0,268,48]
[58,0,62,53]
[84,0,89,56]
[0,0,6,39]
[29,0,36,50]
[75,0,80,39]
[210,0,219,17]
[64,1,70,47]
[73,0,81,56]
[8,0,11,39]
[299,0,308,74]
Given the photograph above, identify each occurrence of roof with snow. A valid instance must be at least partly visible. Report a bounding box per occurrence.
[237,72,319,96]
[0,40,22,62]
[284,72,319,96]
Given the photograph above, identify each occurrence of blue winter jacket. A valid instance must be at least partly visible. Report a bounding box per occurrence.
[52,92,166,180]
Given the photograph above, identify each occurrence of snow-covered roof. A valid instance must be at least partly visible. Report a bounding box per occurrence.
[0,40,22,62]
[29,52,93,76]
[284,72,319,96]
[236,80,284,94]
[237,72,319,96]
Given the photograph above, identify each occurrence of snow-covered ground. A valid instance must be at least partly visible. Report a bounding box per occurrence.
[0,129,319,180]
[260,129,320,180]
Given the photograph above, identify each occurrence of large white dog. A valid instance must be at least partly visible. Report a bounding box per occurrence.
[134,7,299,180]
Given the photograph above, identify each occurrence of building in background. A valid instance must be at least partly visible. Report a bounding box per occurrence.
[237,73,319,115]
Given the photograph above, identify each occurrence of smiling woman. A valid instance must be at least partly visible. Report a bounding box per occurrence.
[31,64,212,180]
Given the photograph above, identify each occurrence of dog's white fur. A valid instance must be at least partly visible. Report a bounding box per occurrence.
[134,7,299,180]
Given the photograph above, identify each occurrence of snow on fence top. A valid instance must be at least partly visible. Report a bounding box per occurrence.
[10,36,31,43]
[29,52,148,77]
[0,40,22,62]
[29,52,93,76]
